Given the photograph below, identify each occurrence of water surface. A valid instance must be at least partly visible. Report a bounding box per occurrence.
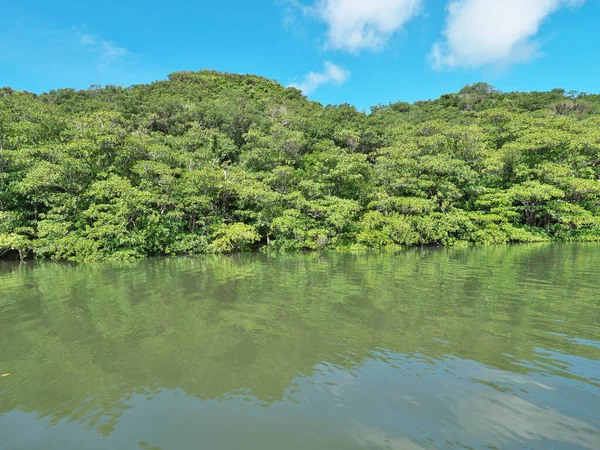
[1,244,599,449]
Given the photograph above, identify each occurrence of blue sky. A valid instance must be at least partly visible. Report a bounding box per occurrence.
[1,0,598,110]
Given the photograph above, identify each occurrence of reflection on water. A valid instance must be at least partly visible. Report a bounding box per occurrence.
[1,244,599,449]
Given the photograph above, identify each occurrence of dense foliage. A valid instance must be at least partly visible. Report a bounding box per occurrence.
[1,72,599,260]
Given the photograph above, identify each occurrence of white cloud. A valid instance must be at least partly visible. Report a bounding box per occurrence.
[79,34,96,46]
[77,30,128,66]
[280,0,310,38]
[431,0,585,69]
[100,41,128,63]
[289,61,350,94]
[310,0,423,53]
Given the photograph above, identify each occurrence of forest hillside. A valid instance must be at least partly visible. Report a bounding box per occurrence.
[1,72,599,260]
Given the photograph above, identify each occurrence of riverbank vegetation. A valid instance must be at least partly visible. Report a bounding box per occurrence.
[1,72,599,260]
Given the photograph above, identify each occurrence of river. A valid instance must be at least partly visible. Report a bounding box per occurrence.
[1,244,599,449]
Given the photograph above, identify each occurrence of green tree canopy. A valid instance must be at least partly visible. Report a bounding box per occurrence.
[1,73,599,260]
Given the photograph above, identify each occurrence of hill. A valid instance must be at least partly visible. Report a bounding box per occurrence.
[1,72,599,260]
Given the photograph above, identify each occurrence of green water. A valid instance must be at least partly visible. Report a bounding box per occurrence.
[1,244,599,450]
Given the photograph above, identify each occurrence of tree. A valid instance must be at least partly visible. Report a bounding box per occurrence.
[0,72,599,260]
